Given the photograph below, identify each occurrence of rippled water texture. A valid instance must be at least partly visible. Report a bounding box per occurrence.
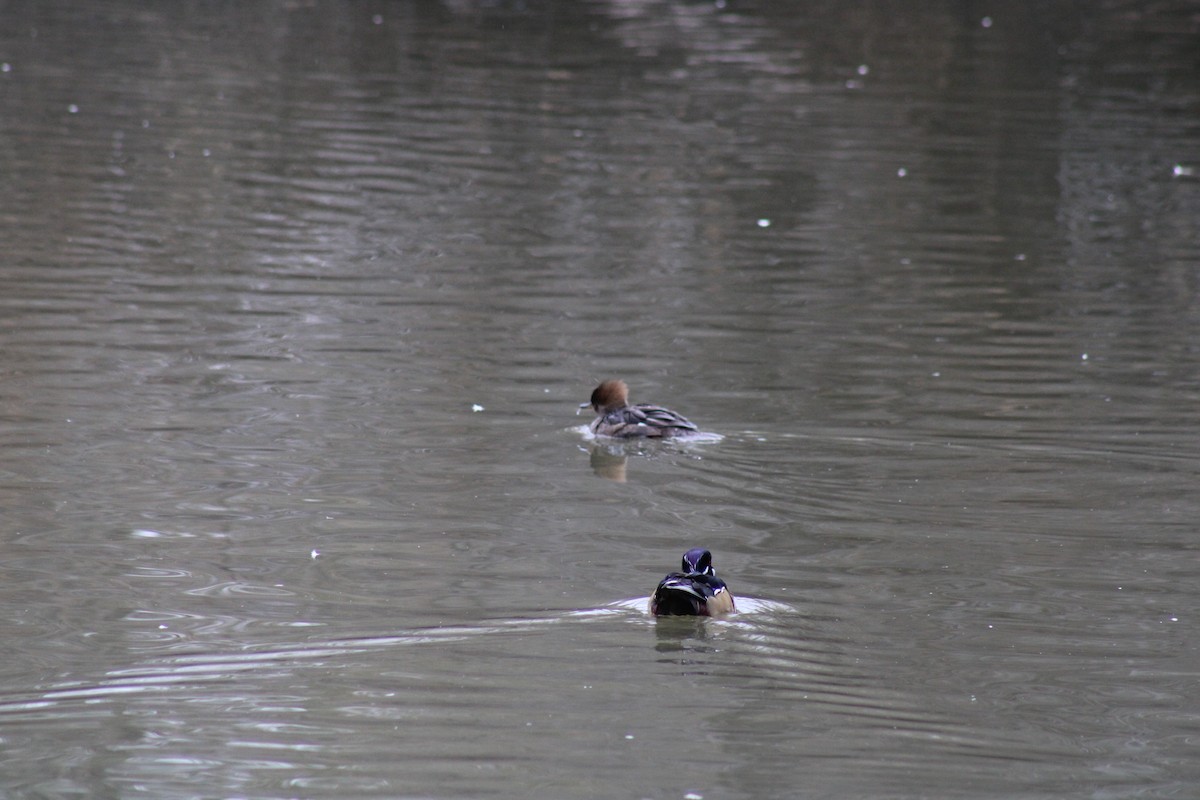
[1,1,1199,798]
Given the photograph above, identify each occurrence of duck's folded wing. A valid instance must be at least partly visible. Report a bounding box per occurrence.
[631,404,699,432]
[651,576,706,615]
[656,575,708,598]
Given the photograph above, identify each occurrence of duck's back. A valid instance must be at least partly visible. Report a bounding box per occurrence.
[592,405,694,438]
[651,571,735,616]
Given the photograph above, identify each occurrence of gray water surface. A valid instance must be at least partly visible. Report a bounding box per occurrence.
[2,2,1199,798]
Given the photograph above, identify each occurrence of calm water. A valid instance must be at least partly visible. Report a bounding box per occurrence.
[2,1,1199,798]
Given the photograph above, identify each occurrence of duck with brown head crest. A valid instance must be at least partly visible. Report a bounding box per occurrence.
[580,380,701,439]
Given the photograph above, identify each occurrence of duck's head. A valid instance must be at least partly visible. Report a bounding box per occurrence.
[681,547,714,576]
[581,379,630,414]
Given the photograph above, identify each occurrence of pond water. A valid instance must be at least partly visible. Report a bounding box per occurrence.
[1,1,1199,798]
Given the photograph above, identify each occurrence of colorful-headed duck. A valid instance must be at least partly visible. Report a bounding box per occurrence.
[650,548,736,617]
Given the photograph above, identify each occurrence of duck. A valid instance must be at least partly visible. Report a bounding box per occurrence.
[650,548,736,616]
[580,379,700,439]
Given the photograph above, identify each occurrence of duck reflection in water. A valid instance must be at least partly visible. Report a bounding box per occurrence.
[651,548,736,617]
[586,442,630,482]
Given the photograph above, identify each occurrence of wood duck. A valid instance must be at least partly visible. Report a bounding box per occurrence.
[579,379,700,439]
[650,548,736,616]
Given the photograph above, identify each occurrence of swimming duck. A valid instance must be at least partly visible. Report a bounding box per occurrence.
[650,548,736,616]
[580,379,700,439]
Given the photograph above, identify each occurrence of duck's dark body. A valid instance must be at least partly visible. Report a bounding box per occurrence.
[650,548,736,617]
